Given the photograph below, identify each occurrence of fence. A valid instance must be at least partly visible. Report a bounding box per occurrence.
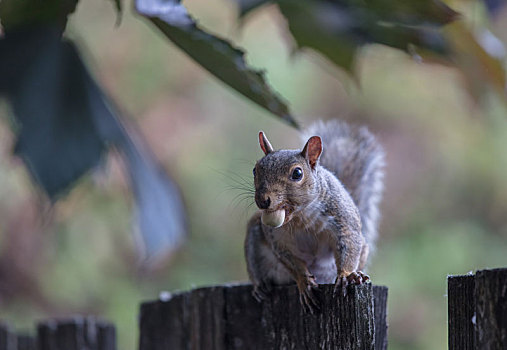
[139,283,388,350]
[0,268,505,349]
[0,317,115,350]
[448,268,507,350]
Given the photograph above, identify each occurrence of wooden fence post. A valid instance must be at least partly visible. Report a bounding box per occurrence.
[448,268,507,350]
[139,283,388,350]
[14,335,35,350]
[0,323,15,350]
[0,317,116,350]
[373,286,388,350]
[37,317,116,350]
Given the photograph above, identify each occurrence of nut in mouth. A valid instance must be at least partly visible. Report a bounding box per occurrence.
[262,205,294,227]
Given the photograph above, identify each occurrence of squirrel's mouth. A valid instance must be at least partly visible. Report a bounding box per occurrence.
[261,204,294,227]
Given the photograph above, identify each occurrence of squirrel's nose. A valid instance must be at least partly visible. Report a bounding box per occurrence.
[256,195,271,210]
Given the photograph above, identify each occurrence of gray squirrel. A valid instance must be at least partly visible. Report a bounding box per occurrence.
[245,120,385,312]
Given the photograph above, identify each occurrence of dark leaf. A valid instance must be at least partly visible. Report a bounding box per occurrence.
[136,0,298,128]
[1,28,106,199]
[445,21,506,102]
[276,1,360,73]
[0,0,78,33]
[341,0,459,27]
[77,43,188,263]
[274,0,455,73]
[117,132,187,262]
[0,27,186,261]
[236,0,458,25]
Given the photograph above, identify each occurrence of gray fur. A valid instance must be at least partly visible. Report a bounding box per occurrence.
[301,120,385,251]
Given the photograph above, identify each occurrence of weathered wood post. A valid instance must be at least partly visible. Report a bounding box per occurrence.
[139,283,388,350]
[37,317,116,350]
[0,323,15,350]
[0,317,116,350]
[448,268,507,350]
[14,335,34,350]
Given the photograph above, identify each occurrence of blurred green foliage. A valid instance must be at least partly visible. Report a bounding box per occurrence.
[1,1,507,350]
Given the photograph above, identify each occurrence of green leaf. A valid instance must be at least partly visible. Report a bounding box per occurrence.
[0,29,106,199]
[135,0,298,128]
[235,0,458,25]
[277,1,360,73]
[344,0,459,26]
[274,0,457,74]
[0,28,187,261]
[0,0,78,33]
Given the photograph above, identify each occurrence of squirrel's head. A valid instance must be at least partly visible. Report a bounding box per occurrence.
[253,131,322,226]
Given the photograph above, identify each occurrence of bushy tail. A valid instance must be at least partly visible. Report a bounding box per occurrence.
[302,120,385,250]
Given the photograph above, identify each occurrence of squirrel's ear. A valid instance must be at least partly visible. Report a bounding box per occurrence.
[302,136,322,169]
[259,131,274,155]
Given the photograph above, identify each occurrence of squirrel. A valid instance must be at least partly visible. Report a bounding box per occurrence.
[245,120,385,312]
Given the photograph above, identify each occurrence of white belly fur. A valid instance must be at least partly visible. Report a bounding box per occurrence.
[292,230,337,284]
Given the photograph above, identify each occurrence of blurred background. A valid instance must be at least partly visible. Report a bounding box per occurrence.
[1,0,507,349]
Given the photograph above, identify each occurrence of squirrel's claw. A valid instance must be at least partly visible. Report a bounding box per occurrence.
[334,271,370,297]
[298,280,320,314]
[252,288,266,303]
[334,276,348,297]
[348,271,370,284]
[252,280,273,303]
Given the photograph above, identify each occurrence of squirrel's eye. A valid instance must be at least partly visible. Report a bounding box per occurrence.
[253,168,256,177]
[291,167,303,181]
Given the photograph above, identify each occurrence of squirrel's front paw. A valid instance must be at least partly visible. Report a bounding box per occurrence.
[297,275,320,314]
[252,280,273,303]
[334,271,370,297]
